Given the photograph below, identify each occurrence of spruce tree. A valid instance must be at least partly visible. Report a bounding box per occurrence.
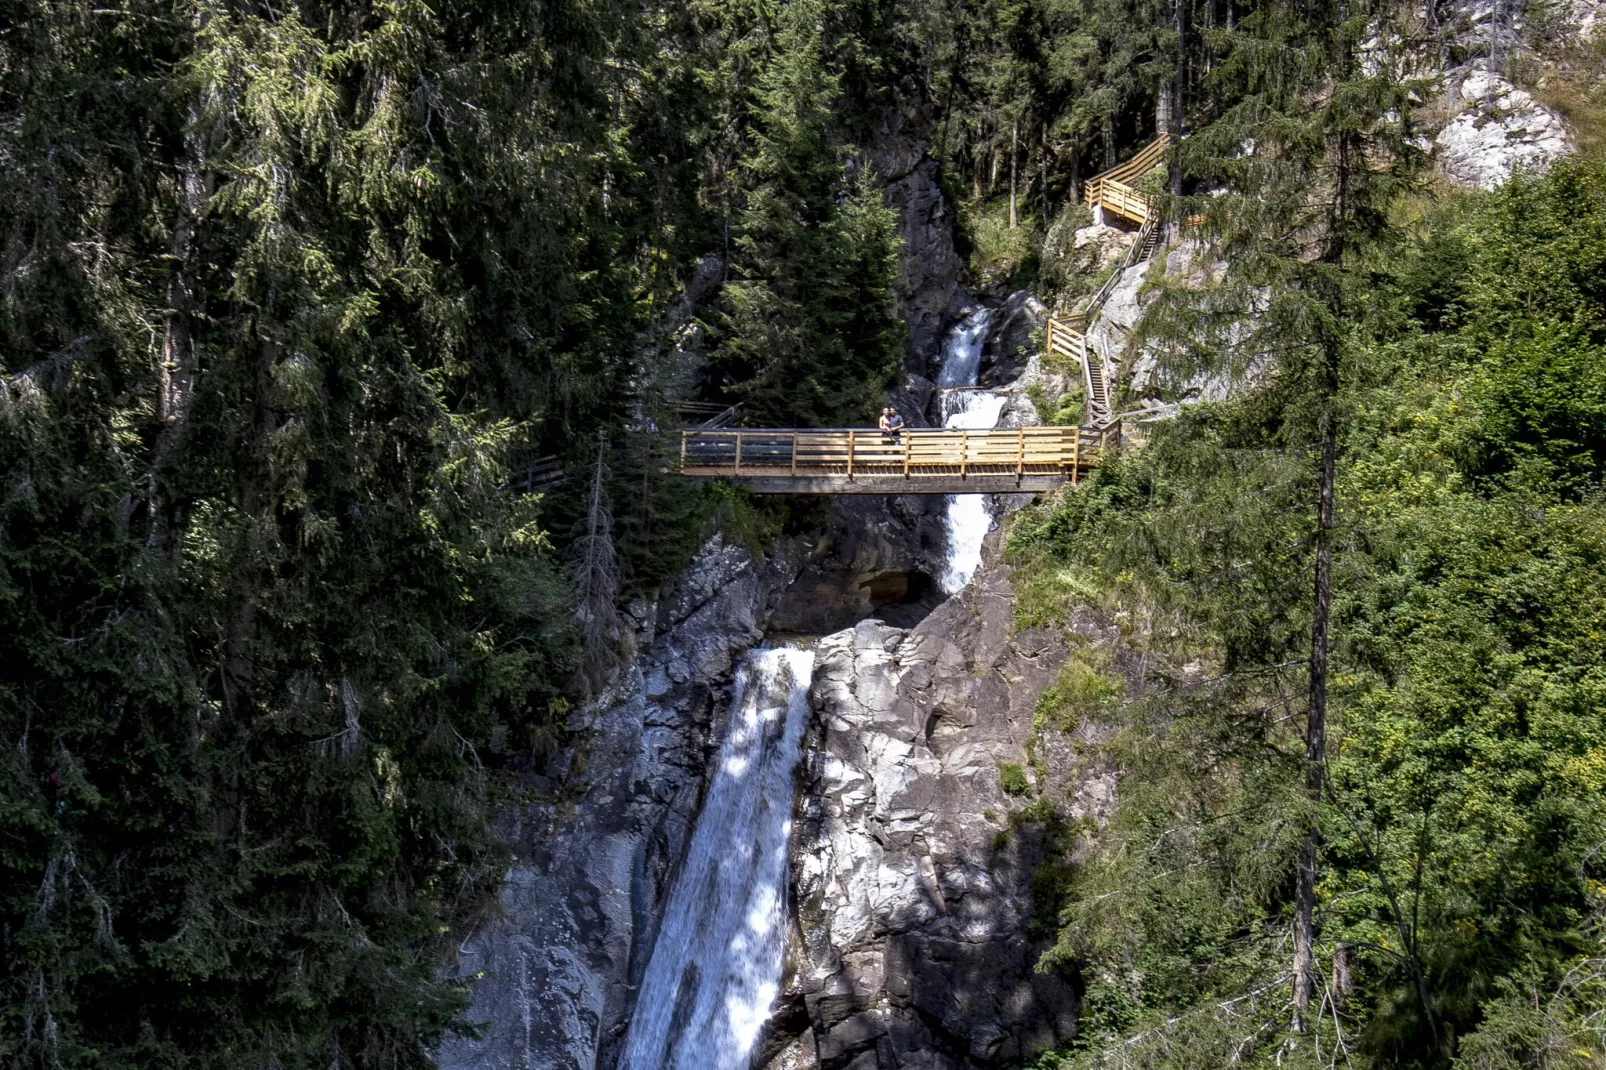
[1004,0,1434,1061]
[0,2,701,1063]
[710,0,905,428]
[1164,0,1431,1030]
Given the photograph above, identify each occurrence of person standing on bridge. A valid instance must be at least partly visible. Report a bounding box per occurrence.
[879,407,905,441]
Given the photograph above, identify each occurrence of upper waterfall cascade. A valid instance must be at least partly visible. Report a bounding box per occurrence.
[938,308,1004,592]
[616,646,816,1070]
[936,307,994,389]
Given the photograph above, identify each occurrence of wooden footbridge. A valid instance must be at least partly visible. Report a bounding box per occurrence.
[671,135,1176,496]
[679,426,1119,493]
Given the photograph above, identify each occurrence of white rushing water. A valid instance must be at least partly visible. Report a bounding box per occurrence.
[938,308,1004,594]
[617,646,816,1070]
[936,307,994,389]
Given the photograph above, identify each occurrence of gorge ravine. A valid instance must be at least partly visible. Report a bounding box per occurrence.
[438,297,1092,1068]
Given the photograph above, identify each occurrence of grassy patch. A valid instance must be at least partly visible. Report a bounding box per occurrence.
[1037,659,1125,732]
[1025,380,1086,426]
[997,760,1032,797]
[1004,548,1107,632]
[958,195,1042,290]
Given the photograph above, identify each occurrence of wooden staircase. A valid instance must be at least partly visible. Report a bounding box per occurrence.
[1041,136,1173,428]
[1046,214,1160,428]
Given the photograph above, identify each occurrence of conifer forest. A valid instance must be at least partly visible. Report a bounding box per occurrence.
[1,1,1604,1068]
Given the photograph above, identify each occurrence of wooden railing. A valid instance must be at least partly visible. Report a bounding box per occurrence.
[1089,133,1171,188]
[1085,134,1169,226]
[1046,214,1159,428]
[1089,178,1153,225]
[679,426,1111,486]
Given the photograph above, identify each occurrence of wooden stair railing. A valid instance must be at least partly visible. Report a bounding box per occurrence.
[1084,134,1170,226]
[1046,215,1159,428]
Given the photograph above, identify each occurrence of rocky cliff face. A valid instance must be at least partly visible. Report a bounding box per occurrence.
[441,522,1095,1070]
[762,546,1114,1070]
[438,535,806,1070]
[1427,0,1605,188]
[769,496,950,637]
[867,98,971,382]
[1436,63,1574,188]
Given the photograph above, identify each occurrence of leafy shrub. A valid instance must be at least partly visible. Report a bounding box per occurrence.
[998,760,1032,797]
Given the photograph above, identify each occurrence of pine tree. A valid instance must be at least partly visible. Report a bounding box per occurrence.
[1164,0,1432,1030]
[710,0,906,428]
[571,437,622,694]
[1004,0,1435,1061]
[0,1,684,1062]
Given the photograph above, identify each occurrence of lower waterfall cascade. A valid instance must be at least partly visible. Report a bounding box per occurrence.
[615,646,816,1070]
[937,307,1004,594]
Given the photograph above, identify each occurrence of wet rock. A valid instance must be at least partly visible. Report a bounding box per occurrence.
[866,97,969,382]
[769,497,950,636]
[892,373,940,429]
[438,534,808,1070]
[981,290,1048,387]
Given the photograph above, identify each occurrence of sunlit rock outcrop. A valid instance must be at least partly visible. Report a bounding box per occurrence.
[765,551,1118,1070]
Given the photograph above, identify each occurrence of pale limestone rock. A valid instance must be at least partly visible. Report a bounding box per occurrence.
[1437,64,1572,189]
[775,551,1099,1069]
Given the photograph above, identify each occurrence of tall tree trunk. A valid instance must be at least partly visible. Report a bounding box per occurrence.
[148,123,213,554]
[1294,100,1358,1035]
[1167,0,1187,241]
[156,151,209,455]
[1069,138,1082,204]
[1009,120,1019,229]
[572,437,621,693]
[1331,943,1353,1013]
[1293,400,1335,1032]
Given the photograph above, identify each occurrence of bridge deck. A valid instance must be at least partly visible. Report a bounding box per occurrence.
[679,426,1113,493]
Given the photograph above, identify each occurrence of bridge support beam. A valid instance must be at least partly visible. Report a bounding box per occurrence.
[702,474,1068,495]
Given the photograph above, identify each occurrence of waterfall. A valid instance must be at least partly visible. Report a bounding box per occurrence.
[616,646,816,1070]
[936,307,994,389]
[937,308,1004,593]
[940,392,1008,593]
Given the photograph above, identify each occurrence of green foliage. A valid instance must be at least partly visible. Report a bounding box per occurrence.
[709,0,906,428]
[999,760,1034,796]
[1026,380,1087,427]
[0,0,786,1063]
[1010,158,1606,1068]
[1037,660,1125,731]
[959,195,1043,290]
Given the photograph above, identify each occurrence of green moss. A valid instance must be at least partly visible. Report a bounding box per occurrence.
[997,760,1031,797]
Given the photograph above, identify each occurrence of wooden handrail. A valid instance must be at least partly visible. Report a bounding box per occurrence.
[1046,213,1158,429]
[1086,134,1170,193]
[1084,135,1170,228]
[678,426,1101,481]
